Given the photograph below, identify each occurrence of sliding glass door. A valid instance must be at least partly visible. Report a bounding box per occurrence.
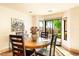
[39,18,62,45]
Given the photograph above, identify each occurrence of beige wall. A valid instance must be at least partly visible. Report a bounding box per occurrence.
[70,7,79,49]
[32,16,37,26]
[62,6,79,51]
[62,10,71,50]
[0,6,32,52]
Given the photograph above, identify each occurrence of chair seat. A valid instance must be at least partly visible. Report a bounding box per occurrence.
[26,49,35,56]
[35,48,50,56]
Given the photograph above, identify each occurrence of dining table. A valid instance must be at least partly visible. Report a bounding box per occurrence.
[24,37,51,49]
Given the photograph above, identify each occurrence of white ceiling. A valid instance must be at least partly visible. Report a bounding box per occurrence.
[0,3,79,15]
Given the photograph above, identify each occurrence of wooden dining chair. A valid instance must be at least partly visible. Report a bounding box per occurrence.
[35,34,57,56]
[41,32,48,38]
[49,34,57,56]
[10,35,25,56]
[10,35,35,56]
[16,32,24,35]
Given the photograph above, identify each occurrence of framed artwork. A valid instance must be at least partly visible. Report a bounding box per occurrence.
[11,18,24,32]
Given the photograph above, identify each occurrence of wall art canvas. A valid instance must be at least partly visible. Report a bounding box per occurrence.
[11,18,24,32]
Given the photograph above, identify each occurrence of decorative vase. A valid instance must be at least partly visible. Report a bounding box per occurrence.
[31,34,37,42]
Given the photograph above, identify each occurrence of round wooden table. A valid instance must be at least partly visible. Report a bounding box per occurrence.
[24,37,50,49]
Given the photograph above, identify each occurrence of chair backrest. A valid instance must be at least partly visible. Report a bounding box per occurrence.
[41,32,48,38]
[10,35,25,56]
[49,34,57,56]
[16,32,24,35]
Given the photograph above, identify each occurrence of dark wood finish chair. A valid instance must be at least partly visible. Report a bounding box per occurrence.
[10,35,35,56]
[41,32,48,38]
[49,34,57,56]
[10,35,25,56]
[35,34,57,56]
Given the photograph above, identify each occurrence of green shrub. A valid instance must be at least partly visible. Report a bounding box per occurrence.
[52,19,61,38]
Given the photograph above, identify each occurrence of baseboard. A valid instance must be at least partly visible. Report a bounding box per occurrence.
[70,48,79,54]
[62,44,79,55]
[56,46,73,56]
[62,44,70,51]
[0,48,10,53]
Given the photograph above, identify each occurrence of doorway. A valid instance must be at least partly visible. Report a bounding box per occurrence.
[39,18,62,46]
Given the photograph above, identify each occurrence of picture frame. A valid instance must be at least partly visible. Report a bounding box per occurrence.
[11,18,24,32]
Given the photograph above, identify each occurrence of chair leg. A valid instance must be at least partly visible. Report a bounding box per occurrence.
[26,49,35,56]
[31,51,36,56]
[53,46,55,56]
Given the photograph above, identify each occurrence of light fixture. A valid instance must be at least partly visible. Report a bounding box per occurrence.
[29,10,32,13]
[48,10,52,12]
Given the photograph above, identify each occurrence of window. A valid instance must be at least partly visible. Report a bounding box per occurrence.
[63,17,67,40]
